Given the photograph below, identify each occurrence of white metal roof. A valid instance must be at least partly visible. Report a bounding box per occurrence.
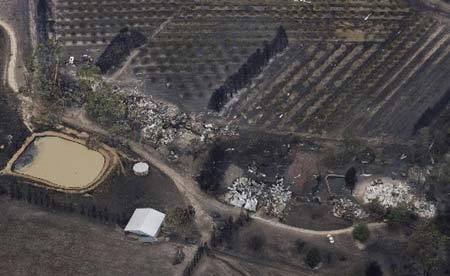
[124,208,166,237]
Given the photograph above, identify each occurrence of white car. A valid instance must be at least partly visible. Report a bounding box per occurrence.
[327,234,335,244]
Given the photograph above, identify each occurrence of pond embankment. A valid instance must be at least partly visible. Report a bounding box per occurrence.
[2,131,119,193]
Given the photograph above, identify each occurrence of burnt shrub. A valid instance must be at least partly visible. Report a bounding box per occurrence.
[304,248,321,268]
[295,239,307,254]
[345,167,357,193]
[196,144,226,193]
[208,26,288,111]
[366,261,383,276]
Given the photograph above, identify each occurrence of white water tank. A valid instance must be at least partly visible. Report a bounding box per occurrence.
[133,162,149,176]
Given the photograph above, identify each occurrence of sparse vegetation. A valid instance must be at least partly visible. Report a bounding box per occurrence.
[407,222,449,276]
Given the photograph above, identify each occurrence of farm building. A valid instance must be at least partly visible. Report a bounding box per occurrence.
[124,208,166,241]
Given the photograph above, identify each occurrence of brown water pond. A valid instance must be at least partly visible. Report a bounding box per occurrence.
[13,136,105,189]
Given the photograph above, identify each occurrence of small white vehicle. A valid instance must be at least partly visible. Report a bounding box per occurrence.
[327,234,335,244]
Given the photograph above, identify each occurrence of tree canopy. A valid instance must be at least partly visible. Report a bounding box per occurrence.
[353,223,370,242]
[85,84,127,128]
[345,167,357,193]
[209,25,289,111]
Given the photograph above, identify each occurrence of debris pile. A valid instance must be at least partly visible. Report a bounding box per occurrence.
[225,177,292,218]
[225,177,265,212]
[332,198,368,220]
[126,90,238,147]
[363,177,436,218]
[128,94,191,146]
[263,178,292,218]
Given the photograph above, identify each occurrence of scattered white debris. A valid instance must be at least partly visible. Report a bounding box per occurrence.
[225,177,266,212]
[69,56,75,65]
[400,154,408,160]
[124,87,236,148]
[364,13,372,21]
[128,93,188,146]
[263,177,292,218]
[244,198,258,212]
[363,177,436,218]
[6,135,13,145]
[333,198,368,220]
[258,172,267,178]
[225,177,292,218]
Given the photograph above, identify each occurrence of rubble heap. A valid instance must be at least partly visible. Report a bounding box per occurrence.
[126,89,239,147]
[263,178,292,218]
[225,177,292,218]
[225,177,265,212]
[127,93,191,146]
[332,198,368,220]
[363,177,436,218]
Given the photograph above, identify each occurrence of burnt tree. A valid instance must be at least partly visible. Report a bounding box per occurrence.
[96,28,147,74]
[209,26,289,111]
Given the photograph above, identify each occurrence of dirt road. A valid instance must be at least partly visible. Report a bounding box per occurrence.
[0,20,18,92]
[62,109,386,239]
[0,20,33,132]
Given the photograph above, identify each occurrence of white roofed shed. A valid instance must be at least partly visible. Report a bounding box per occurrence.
[125,208,166,241]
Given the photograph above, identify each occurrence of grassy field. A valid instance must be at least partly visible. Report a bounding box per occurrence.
[0,196,194,276]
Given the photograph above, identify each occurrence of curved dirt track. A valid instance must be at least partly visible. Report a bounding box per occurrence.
[252,216,385,236]
[0,20,33,132]
[0,20,18,92]
[62,109,386,239]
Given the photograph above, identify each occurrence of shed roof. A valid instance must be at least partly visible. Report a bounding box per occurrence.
[124,208,166,237]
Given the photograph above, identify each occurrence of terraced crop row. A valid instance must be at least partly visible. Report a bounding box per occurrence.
[50,0,416,113]
[227,13,450,138]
